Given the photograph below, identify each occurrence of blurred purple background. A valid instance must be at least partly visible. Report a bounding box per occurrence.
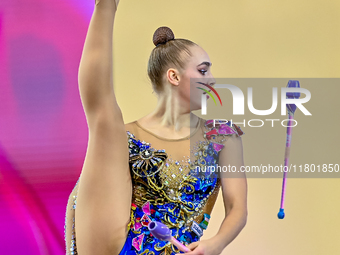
[0,1,94,254]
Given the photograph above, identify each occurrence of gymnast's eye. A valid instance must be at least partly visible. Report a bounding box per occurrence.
[199,70,207,75]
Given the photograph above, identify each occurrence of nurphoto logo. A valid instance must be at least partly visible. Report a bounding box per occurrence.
[198,81,312,128]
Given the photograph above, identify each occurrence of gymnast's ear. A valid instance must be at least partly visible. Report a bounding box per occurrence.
[166,68,181,86]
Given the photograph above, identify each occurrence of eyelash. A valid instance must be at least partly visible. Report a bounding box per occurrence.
[199,70,207,75]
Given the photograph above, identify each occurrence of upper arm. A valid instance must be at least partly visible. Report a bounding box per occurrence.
[81,89,123,127]
[219,134,248,217]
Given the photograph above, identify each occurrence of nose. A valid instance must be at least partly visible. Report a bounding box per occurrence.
[206,70,216,86]
[208,76,216,87]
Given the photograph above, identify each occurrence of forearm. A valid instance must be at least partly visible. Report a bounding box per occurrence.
[78,0,118,114]
[211,207,247,253]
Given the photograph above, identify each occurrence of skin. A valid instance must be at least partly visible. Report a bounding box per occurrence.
[137,45,216,138]
[71,0,247,254]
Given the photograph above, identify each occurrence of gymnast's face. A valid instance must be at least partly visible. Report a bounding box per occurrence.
[175,45,216,111]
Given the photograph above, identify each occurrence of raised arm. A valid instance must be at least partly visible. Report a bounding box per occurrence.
[78,0,120,118]
[74,1,132,255]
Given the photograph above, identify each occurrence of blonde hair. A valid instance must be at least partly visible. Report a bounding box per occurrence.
[147,27,197,94]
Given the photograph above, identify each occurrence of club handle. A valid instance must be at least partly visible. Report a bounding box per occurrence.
[170,236,191,252]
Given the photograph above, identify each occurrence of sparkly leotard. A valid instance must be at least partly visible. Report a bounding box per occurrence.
[64,118,244,255]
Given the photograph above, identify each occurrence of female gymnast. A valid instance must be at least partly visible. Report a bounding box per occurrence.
[64,0,248,254]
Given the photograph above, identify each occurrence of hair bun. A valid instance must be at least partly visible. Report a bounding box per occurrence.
[153,26,175,47]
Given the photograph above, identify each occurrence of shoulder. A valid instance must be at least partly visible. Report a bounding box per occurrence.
[124,121,138,141]
[124,121,135,128]
[203,119,245,140]
[203,119,244,153]
[125,121,138,132]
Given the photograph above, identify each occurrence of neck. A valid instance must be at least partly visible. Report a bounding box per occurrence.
[139,92,199,133]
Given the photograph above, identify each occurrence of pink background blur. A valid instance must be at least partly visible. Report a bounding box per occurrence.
[0,1,94,254]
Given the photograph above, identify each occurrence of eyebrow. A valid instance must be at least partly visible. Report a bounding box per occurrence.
[197,61,212,67]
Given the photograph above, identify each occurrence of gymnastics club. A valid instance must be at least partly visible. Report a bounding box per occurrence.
[148,221,191,252]
[278,80,301,219]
